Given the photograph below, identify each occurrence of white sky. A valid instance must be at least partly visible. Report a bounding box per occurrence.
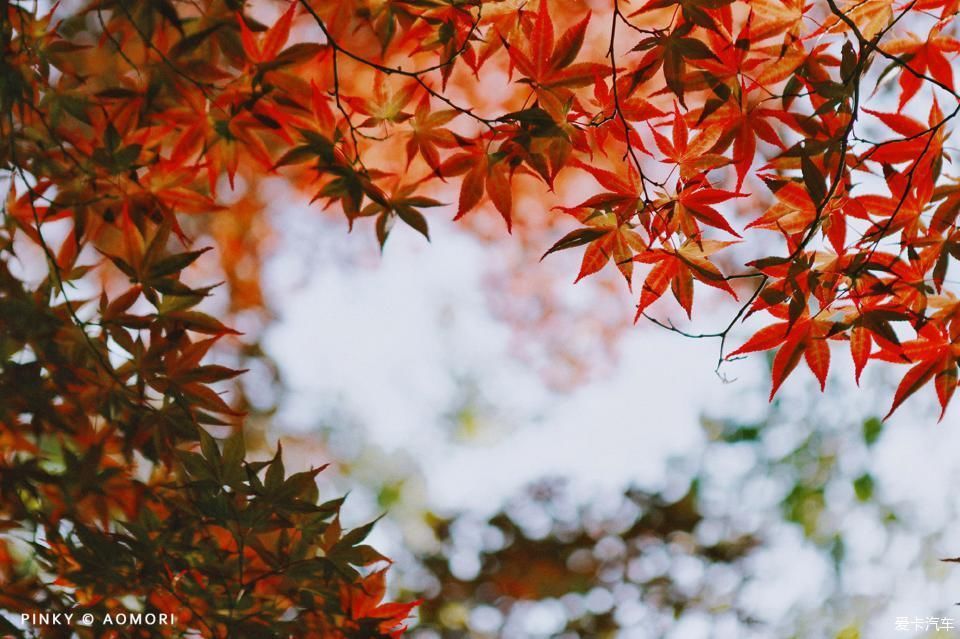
[264,207,762,509]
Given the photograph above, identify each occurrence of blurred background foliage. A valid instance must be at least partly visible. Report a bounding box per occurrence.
[378,391,956,638]
[245,328,960,638]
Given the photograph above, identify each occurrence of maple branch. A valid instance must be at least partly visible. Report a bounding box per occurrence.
[641,314,725,339]
[827,0,960,102]
[612,7,666,39]
[5,161,158,419]
[786,0,937,273]
[714,274,770,371]
[5,111,109,363]
[96,8,143,79]
[851,119,946,168]
[113,1,217,96]
[638,4,891,375]
[640,271,769,378]
[296,0,497,129]
[608,0,654,205]
[826,0,960,283]
[330,47,368,170]
[771,0,960,345]
[3,84,189,428]
[853,106,957,275]
[665,27,869,374]
[22,101,92,177]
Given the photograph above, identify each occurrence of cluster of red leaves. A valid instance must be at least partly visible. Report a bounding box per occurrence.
[3,0,960,628]
[238,0,960,420]
[530,0,960,420]
[268,0,960,420]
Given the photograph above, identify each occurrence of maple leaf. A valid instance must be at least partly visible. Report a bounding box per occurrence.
[873,324,960,420]
[843,300,909,384]
[856,176,926,246]
[930,180,960,234]
[634,239,738,319]
[696,97,788,188]
[238,3,298,65]
[542,210,647,286]
[400,4,479,87]
[884,30,960,108]
[501,2,608,94]
[931,294,960,340]
[860,104,946,206]
[749,178,817,236]
[630,23,718,106]
[821,0,893,41]
[355,182,444,247]
[341,570,419,638]
[630,0,736,32]
[496,104,582,186]
[442,145,515,230]
[860,114,933,165]
[405,94,459,176]
[652,181,745,240]
[750,38,808,87]
[587,75,665,155]
[913,0,960,19]
[749,0,807,41]
[565,158,643,212]
[650,104,729,181]
[729,313,837,398]
[345,76,420,127]
[547,160,649,283]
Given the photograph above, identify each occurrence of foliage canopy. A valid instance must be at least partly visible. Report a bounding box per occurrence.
[4,0,960,634]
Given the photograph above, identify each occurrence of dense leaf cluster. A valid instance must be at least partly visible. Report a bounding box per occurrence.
[407,481,758,637]
[1,2,414,636]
